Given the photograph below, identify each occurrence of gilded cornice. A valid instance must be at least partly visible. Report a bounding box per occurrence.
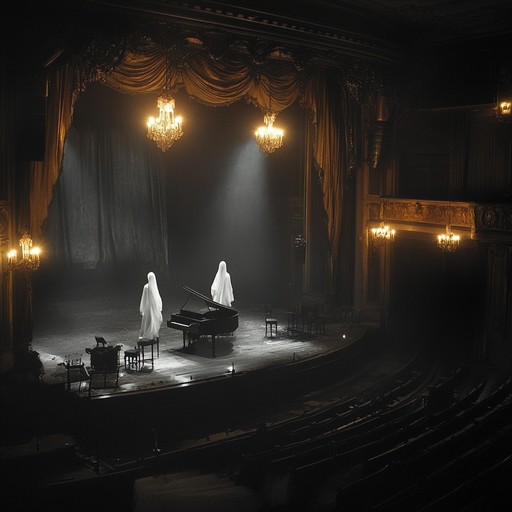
[368,200,474,228]
[368,199,512,238]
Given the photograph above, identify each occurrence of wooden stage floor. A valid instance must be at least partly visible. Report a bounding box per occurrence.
[31,273,364,398]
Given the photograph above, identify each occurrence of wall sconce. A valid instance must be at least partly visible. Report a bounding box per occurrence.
[497,100,512,120]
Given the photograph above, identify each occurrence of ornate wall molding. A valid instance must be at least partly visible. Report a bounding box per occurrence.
[367,199,474,229]
[476,204,512,232]
[367,199,512,238]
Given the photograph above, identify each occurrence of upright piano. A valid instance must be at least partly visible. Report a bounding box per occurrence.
[167,285,239,357]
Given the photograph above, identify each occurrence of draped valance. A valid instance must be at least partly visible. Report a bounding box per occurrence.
[100,44,301,112]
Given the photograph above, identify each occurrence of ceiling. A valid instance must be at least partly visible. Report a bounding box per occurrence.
[186,0,512,44]
[4,0,511,86]
[338,0,512,39]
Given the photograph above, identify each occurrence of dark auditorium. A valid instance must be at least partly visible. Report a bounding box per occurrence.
[2,1,512,510]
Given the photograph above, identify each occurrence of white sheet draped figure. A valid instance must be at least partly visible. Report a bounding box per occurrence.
[211,260,234,307]
[139,271,163,341]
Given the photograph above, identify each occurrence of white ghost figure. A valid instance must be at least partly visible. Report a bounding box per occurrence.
[139,271,163,341]
[211,260,234,307]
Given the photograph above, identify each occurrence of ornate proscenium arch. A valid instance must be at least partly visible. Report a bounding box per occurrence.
[26,5,401,294]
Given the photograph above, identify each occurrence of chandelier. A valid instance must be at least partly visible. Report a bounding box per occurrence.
[370,222,396,248]
[7,233,41,273]
[255,111,284,154]
[437,224,460,252]
[147,94,183,152]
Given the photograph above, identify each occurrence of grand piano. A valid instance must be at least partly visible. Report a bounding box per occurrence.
[167,285,239,357]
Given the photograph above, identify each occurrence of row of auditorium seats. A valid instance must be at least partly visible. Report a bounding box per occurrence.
[373,420,512,511]
[236,353,443,491]
[232,360,493,509]
[335,376,512,511]
[256,351,434,446]
[37,342,512,512]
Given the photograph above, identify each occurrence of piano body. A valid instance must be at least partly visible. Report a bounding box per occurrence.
[167,285,239,357]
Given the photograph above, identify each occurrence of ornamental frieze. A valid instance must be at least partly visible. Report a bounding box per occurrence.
[368,200,474,228]
[476,205,512,231]
[368,200,512,235]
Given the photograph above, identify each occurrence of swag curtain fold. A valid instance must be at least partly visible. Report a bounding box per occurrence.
[101,46,300,110]
[29,41,354,291]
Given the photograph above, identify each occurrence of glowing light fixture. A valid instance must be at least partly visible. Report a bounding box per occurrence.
[437,224,460,252]
[147,94,183,151]
[498,101,512,117]
[255,72,284,154]
[7,233,41,272]
[255,111,284,154]
[370,222,396,248]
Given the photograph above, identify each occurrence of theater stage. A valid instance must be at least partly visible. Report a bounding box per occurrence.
[26,269,397,461]
[31,270,366,399]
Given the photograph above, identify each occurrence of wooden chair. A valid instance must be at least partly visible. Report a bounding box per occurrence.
[262,304,278,338]
[85,345,121,396]
[64,353,90,393]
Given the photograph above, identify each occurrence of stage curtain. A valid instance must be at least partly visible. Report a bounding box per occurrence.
[28,63,80,239]
[304,69,356,293]
[45,125,169,268]
[30,43,301,241]
[27,40,356,287]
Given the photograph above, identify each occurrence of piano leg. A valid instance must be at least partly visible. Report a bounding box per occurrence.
[212,335,216,358]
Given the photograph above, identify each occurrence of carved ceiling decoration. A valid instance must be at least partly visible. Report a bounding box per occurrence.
[74,32,131,88]
[19,1,405,77]
[13,1,511,107]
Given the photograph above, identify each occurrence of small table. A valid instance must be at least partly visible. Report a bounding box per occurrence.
[137,338,158,367]
[124,348,141,370]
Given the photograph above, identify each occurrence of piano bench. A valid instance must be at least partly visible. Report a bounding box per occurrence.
[137,338,158,367]
[124,348,141,370]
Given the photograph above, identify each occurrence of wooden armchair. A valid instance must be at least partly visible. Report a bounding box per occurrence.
[85,344,121,396]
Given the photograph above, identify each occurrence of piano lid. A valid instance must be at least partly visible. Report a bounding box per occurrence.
[182,285,238,313]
